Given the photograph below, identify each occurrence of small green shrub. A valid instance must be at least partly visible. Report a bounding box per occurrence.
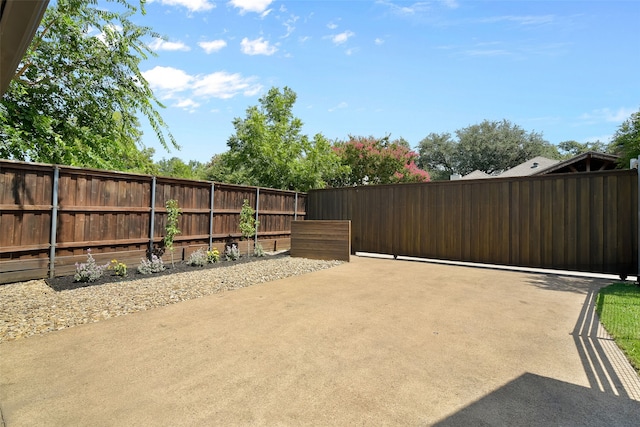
[254,242,265,257]
[207,248,220,263]
[187,248,207,267]
[137,255,165,274]
[239,199,259,257]
[74,249,109,282]
[164,199,182,267]
[224,245,240,261]
[110,259,127,277]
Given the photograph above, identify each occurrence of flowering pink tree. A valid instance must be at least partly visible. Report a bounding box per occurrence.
[331,135,430,186]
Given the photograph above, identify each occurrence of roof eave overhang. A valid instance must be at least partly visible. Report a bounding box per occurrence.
[0,0,50,96]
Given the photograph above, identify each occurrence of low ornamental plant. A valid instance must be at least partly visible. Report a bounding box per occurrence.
[187,248,207,267]
[110,259,127,277]
[207,248,220,263]
[224,245,240,261]
[137,254,165,274]
[74,249,109,282]
[254,242,265,257]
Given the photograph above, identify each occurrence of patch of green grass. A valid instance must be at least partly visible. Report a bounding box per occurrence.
[596,282,640,373]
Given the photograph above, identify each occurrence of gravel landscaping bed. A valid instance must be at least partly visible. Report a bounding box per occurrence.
[0,255,343,343]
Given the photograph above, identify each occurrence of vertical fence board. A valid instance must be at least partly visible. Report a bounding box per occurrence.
[308,170,638,276]
[1,160,304,284]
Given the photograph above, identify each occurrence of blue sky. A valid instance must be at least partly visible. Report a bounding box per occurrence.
[134,0,640,163]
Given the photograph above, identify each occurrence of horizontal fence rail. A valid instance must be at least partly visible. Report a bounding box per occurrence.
[0,160,306,284]
[307,170,638,277]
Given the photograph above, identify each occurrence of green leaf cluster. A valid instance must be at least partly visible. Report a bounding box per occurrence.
[164,199,181,266]
[556,140,613,159]
[596,282,640,372]
[417,119,560,179]
[0,0,177,171]
[331,135,430,186]
[239,200,258,257]
[214,87,348,191]
[611,110,640,168]
[156,157,207,180]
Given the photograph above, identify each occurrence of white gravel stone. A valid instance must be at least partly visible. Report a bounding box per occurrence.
[0,257,343,343]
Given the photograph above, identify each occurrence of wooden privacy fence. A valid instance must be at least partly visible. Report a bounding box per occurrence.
[307,170,638,277]
[0,160,306,284]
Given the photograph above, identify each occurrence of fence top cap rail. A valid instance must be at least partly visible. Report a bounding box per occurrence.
[0,159,306,194]
[211,180,304,194]
[0,158,154,179]
[310,168,636,192]
[0,158,60,172]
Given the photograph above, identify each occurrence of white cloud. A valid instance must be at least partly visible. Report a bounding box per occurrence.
[199,39,227,53]
[440,0,459,8]
[281,14,299,38]
[228,0,272,14]
[331,31,354,45]
[142,66,262,105]
[580,107,637,123]
[149,38,191,52]
[376,1,432,16]
[152,0,215,12]
[329,102,348,112]
[478,15,555,26]
[174,99,201,112]
[327,22,338,30]
[243,85,263,97]
[463,49,510,57]
[142,66,193,93]
[193,71,262,99]
[240,37,278,55]
[375,38,384,45]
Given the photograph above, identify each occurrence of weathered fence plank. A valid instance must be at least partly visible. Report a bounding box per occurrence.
[0,160,306,284]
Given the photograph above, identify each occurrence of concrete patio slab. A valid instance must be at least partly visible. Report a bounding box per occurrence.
[1,256,639,426]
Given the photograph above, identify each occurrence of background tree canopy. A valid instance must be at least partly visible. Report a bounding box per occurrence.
[216,86,348,191]
[0,0,176,171]
[331,135,430,186]
[2,0,631,188]
[610,110,640,168]
[417,119,560,180]
[556,140,613,159]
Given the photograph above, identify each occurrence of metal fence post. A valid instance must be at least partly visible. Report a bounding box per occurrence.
[48,166,59,278]
[209,183,215,249]
[637,155,639,283]
[255,187,260,246]
[148,176,156,258]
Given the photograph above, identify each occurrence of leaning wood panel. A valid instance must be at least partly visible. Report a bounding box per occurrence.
[291,220,350,261]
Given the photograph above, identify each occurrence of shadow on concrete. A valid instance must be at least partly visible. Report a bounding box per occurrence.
[523,274,611,295]
[433,372,640,426]
[570,285,640,400]
[434,283,640,426]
